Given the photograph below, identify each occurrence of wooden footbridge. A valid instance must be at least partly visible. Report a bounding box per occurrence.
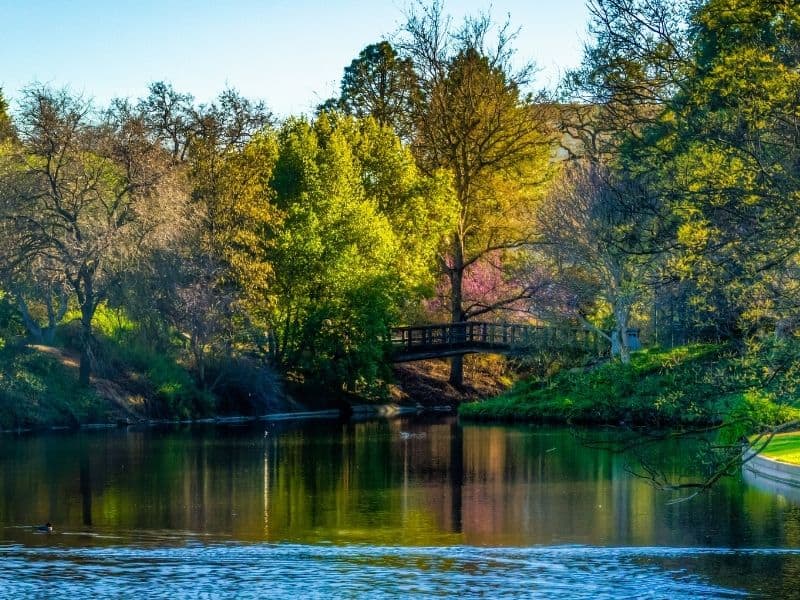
[389,321,604,362]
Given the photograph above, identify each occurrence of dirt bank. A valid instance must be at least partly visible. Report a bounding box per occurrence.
[389,355,514,407]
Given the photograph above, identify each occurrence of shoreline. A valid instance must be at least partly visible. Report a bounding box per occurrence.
[743,451,800,489]
[0,403,430,435]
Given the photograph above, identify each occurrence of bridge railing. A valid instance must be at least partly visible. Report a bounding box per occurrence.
[390,322,603,354]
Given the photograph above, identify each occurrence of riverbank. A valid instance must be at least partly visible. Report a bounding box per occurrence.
[0,340,296,431]
[459,343,800,429]
[0,339,441,432]
[0,343,117,430]
[744,434,800,494]
[390,355,514,408]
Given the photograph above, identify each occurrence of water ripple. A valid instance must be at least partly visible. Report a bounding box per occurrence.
[0,543,784,599]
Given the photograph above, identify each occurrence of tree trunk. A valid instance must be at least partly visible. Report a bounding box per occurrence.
[613,302,631,365]
[193,337,206,388]
[16,296,43,344]
[448,237,465,387]
[79,313,93,385]
[78,278,95,386]
[449,355,464,387]
[43,287,68,345]
[79,348,91,385]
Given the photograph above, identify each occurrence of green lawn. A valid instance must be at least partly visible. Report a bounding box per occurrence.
[759,433,800,465]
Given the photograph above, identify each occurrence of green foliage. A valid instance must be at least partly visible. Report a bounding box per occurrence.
[117,342,211,419]
[622,0,800,333]
[463,338,800,434]
[263,114,455,391]
[328,41,420,140]
[90,306,212,419]
[0,89,14,142]
[461,344,727,425]
[65,303,135,339]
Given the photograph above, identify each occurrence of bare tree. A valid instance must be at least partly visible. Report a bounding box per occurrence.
[0,87,181,383]
[535,161,659,363]
[134,83,274,378]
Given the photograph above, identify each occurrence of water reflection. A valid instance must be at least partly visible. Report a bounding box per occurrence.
[1,418,800,549]
[0,419,800,596]
[2,417,800,595]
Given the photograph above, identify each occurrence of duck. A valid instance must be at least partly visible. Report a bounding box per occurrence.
[35,522,53,533]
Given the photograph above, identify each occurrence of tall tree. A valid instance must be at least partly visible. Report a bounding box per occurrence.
[400,3,555,385]
[135,83,275,383]
[560,0,699,346]
[264,113,454,390]
[535,161,658,363]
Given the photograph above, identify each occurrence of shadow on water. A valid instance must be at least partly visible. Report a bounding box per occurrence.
[1,416,800,597]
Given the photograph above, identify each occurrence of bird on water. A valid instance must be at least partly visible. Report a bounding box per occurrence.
[36,522,53,533]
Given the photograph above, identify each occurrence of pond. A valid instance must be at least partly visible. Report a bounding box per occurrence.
[1,416,799,598]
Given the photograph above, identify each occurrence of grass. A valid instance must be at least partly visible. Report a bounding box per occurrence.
[460,342,800,429]
[758,432,800,465]
[0,302,215,428]
[100,338,214,419]
[0,343,107,429]
[0,302,290,428]
[69,304,214,419]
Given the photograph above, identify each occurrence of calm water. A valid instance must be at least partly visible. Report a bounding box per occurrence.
[1,417,800,598]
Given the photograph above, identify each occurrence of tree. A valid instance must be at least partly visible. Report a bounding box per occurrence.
[559,0,708,347]
[263,113,453,390]
[560,0,692,160]
[326,41,420,141]
[400,3,556,385]
[0,87,179,383]
[138,81,195,162]
[0,88,15,142]
[135,83,276,384]
[566,0,800,489]
[535,161,658,363]
[656,0,800,333]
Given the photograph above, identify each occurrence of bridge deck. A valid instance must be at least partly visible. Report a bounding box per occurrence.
[390,322,601,362]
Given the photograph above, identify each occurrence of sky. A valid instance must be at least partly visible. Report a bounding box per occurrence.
[1,0,590,117]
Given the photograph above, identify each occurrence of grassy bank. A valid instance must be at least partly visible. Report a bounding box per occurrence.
[758,432,800,465]
[459,342,800,429]
[0,344,109,429]
[0,305,288,430]
[0,335,213,431]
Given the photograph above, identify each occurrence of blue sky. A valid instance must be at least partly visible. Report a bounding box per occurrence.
[1,0,590,117]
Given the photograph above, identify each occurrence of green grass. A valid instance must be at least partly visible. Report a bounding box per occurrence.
[758,432,800,465]
[0,303,214,427]
[460,342,800,428]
